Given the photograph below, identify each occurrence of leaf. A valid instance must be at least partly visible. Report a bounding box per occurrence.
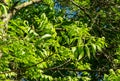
[6,0,12,6]
[85,45,90,59]
[78,49,84,60]
[71,47,76,53]
[74,46,84,60]
[41,34,51,39]
[109,69,116,75]
[39,51,45,59]
[42,49,48,57]
[91,43,96,57]
[43,0,54,7]
[78,46,84,60]
[96,45,102,52]
[41,13,47,20]
[0,3,7,16]
[74,47,79,59]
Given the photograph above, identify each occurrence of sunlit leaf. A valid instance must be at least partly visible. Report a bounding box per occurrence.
[91,43,96,57]
[71,47,76,53]
[78,49,84,60]
[74,47,79,59]
[85,45,90,59]
[78,46,84,60]
[0,3,7,16]
[41,34,51,39]
[96,45,102,52]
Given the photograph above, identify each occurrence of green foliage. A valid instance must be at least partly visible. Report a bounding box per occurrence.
[103,69,120,81]
[0,3,7,17]
[43,0,54,7]
[0,12,105,80]
[0,0,120,81]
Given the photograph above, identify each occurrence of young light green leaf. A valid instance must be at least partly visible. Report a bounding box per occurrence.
[39,51,45,58]
[42,49,48,57]
[85,45,90,59]
[0,3,7,16]
[41,34,51,39]
[91,43,96,57]
[43,0,54,7]
[97,45,102,52]
[41,13,47,20]
[71,47,76,53]
[78,49,84,60]
[78,46,84,60]
[74,47,79,59]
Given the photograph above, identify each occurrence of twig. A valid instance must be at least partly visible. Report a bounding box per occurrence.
[0,53,54,74]
[26,53,54,69]
[58,70,65,77]
[90,13,99,28]
[70,0,91,21]
[46,58,71,70]
[55,28,66,31]
[43,67,108,73]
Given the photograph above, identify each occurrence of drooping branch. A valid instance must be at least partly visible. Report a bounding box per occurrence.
[43,67,108,73]
[70,0,91,21]
[0,53,54,74]
[46,58,71,70]
[3,0,42,23]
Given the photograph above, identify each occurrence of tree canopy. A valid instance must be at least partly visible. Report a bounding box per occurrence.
[0,0,120,81]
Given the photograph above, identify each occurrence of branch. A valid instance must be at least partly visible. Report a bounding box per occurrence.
[70,0,91,21]
[43,67,108,73]
[0,53,54,74]
[90,13,99,28]
[46,59,71,70]
[3,0,42,23]
[25,53,54,69]
[55,28,66,31]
